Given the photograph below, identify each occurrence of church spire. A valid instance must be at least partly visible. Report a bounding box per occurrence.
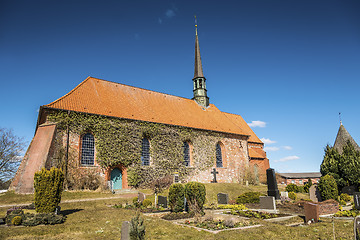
[192,16,209,108]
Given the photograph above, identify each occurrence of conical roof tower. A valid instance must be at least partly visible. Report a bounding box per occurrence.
[333,122,360,154]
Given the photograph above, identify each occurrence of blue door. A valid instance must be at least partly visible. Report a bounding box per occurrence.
[111,168,122,190]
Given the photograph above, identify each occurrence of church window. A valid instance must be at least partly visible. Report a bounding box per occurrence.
[141,138,150,166]
[81,133,95,165]
[199,80,202,88]
[183,141,190,166]
[216,143,223,168]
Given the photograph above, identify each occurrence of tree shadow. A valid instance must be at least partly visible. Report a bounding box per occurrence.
[61,208,83,216]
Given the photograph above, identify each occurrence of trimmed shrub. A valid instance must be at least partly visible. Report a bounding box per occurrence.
[288,192,297,200]
[168,183,185,213]
[285,183,298,193]
[22,213,66,226]
[340,193,351,202]
[304,178,313,193]
[297,186,305,193]
[184,182,206,214]
[11,216,22,226]
[6,209,24,225]
[129,212,145,240]
[142,199,152,208]
[236,192,262,204]
[318,174,338,201]
[34,167,64,213]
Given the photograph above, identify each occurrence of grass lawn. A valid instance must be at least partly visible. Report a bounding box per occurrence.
[0,184,355,239]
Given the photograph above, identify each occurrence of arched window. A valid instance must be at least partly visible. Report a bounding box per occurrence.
[216,143,223,168]
[81,133,95,165]
[141,138,150,166]
[183,142,190,166]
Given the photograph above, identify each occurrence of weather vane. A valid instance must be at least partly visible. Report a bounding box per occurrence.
[194,15,198,35]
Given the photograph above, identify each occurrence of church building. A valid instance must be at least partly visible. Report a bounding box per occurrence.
[10,27,269,193]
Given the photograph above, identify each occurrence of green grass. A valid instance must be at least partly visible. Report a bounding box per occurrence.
[0,184,354,239]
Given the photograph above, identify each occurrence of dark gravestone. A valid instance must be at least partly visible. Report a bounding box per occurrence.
[342,186,356,195]
[217,193,229,205]
[355,216,360,240]
[211,168,219,183]
[266,168,280,200]
[184,197,189,212]
[0,217,4,225]
[354,192,360,210]
[304,202,319,223]
[158,196,168,208]
[121,221,131,240]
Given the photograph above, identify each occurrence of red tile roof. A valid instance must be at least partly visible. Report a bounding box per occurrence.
[248,148,267,159]
[45,77,261,138]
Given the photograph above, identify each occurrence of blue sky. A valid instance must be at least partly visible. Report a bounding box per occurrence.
[1,0,360,173]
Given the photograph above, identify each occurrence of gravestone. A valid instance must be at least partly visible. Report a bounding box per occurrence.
[266,168,280,200]
[121,221,131,240]
[309,185,322,202]
[0,217,4,225]
[304,202,319,223]
[342,186,356,195]
[280,191,288,198]
[211,168,219,183]
[158,195,168,208]
[354,192,360,210]
[354,216,360,240]
[217,193,229,205]
[184,197,189,212]
[138,192,146,203]
[259,196,276,210]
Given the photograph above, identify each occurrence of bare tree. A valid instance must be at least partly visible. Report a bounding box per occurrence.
[0,128,25,182]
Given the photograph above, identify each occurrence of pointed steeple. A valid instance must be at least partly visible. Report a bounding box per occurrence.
[192,17,209,108]
[334,123,360,154]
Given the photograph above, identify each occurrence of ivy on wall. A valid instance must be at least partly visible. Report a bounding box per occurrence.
[47,110,222,187]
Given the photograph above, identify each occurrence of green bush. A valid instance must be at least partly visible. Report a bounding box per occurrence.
[340,193,351,202]
[11,216,22,226]
[132,197,140,208]
[129,212,145,240]
[22,213,66,226]
[304,178,313,193]
[6,209,24,225]
[184,182,206,214]
[318,174,338,201]
[236,192,262,204]
[285,183,298,193]
[168,183,185,213]
[288,192,297,200]
[142,199,152,208]
[34,167,64,213]
[339,200,346,206]
[297,186,305,193]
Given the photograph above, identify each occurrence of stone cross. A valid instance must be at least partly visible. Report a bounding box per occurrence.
[211,168,219,183]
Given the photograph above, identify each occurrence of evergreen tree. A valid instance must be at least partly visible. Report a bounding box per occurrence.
[339,141,360,186]
[320,145,345,188]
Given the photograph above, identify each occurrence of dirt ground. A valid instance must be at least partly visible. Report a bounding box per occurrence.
[246,201,307,215]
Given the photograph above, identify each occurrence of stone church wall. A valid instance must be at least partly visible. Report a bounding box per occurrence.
[43,110,255,189]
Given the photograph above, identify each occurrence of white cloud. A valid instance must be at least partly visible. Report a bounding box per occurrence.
[158,18,163,24]
[165,9,176,18]
[264,146,280,152]
[260,138,276,144]
[248,120,266,128]
[283,146,292,150]
[274,155,300,163]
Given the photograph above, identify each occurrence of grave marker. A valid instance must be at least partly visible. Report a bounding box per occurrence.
[280,191,288,198]
[217,193,229,205]
[259,196,276,210]
[304,202,319,223]
[266,168,280,200]
[354,192,360,210]
[354,216,360,240]
[309,185,322,202]
[211,168,219,183]
[121,221,131,240]
[158,196,168,208]
[138,192,146,203]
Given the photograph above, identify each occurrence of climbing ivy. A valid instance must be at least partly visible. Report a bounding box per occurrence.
[47,110,222,187]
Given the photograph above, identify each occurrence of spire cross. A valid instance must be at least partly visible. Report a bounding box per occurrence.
[339,112,342,125]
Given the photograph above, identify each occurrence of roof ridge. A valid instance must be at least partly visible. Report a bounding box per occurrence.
[46,76,92,107]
